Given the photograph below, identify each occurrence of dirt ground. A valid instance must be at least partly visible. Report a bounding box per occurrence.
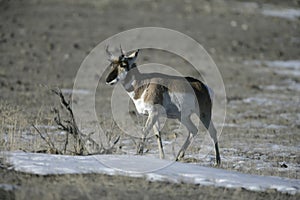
[1,167,299,200]
[0,0,299,199]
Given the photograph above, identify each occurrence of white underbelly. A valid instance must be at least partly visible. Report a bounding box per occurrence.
[128,91,152,115]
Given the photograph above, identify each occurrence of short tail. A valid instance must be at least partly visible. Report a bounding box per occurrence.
[185,76,214,107]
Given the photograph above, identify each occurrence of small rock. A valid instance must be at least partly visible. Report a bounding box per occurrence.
[73,43,80,49]
[241,24,248,31]
[49,43,55,50]
[279,162,288,168]
[230,20,237,27]
[209,48,216,54]
[20,49,26,55]
[0,39,7,43]
[231,40,238,47]
[64,54,70,60]
[48,24,55,29]
[19,28,26,36]
[204,5,211,13]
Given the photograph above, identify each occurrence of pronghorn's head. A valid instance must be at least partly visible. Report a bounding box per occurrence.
[105,46,139,85]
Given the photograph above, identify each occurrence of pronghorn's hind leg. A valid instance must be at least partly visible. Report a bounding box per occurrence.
[188,79,221,165]
[175,115,198,161]
[200,111,221,166]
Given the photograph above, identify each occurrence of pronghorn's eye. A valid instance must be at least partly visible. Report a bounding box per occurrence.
[111,63,117,68]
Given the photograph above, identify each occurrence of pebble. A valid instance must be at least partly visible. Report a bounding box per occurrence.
[20,49,26,55]
[231,40,238,47]
[209,48,216,54]
[19,28,26,36]
[64,54,70,60]
[230,20,237,27]
[279,162,288,168]
[241,24,248,31]
[73,43,80,49]
[204,5,211,13]
[49,43,55,50]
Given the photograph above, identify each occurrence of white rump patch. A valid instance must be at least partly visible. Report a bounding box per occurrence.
[206,85,214,102]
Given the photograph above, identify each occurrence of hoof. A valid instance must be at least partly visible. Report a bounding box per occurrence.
[136,142,144,155]
[214,158,221,167]
[175,151,185,161]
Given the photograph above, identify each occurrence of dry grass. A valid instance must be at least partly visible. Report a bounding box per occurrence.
[0,88,121,156]
[0,100,59,153]
[0,102,29,151]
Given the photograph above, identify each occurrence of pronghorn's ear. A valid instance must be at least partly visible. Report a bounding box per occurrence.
[126,50,139,67]
[127,49,139,59]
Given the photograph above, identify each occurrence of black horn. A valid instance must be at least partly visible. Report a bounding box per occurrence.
[119,45,126,57]
[106,45,117,61]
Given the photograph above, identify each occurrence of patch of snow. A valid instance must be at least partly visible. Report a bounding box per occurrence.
[276,70,300,77]
[284,79,300,91]
[261,8,300,20]
[244,60,300,77]
[146,173,168,182]
[218,122,287,129]
[242,97,283,106]
[61,89,91,95]
[242,93,299,109]
[264,85,283,91]
[243,97,268,105]
[234,2,300,21]
[263,84,300,92]
[265,124,287,129]
[31,125,57,130]
[0,184,19,191]
[255,143,300,153]
[1,152,300,195]
[221,123,240,128]
[264,60,300,70]
[162,140,173,145]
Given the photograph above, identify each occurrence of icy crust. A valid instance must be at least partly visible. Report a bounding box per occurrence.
[2,152,300,195]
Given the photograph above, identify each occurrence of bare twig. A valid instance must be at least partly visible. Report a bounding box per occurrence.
[32,124,61,154]
[63,130,69,154]
[35,88,120,156]
[51,88,87,155]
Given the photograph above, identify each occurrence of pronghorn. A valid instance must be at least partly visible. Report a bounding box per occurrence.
[105,46,221,165]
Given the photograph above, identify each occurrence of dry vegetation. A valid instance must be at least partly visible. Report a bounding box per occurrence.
[34,89,121,155]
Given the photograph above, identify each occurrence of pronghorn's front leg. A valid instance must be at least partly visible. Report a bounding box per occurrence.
[153,121,165,159]
[136,109,159,155]
[137,107,165,159]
